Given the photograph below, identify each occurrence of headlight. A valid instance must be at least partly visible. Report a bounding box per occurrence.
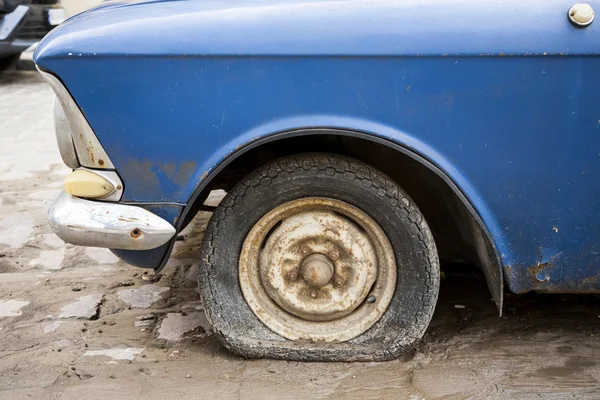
[63,168,123,201]
[64,169,115,198]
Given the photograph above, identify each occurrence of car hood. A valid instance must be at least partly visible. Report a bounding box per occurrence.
[35,0,598,69]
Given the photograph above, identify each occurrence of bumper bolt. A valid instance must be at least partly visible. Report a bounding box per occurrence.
[130,228,142,238]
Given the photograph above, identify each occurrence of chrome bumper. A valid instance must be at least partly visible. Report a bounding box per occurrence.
[48,192,176,250]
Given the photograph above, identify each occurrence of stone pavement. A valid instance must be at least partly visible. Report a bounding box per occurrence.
[0,71,217,397]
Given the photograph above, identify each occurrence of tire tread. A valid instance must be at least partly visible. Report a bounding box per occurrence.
[199,153,439,361]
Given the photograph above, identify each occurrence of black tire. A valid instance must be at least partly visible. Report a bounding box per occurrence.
[0,53,20,73]
[199,153,440,361]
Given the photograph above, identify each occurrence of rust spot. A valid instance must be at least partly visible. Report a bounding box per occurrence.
[119,217,139,222]
[528,262,550,279]
[499,52,505,56]
[122,159,160,190]
[504,248,572,293]
[121,159,197,193]
[162,162,176,177]
[200,171,209,181]
[130,228,141,238]
[163,161,197,187]
[98,159,105,166]
[87,146,95,163]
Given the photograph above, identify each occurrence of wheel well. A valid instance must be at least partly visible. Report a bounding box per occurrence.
[184,131,502,310]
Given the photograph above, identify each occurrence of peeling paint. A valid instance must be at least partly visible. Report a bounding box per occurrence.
[121,159,197,200]
[504,248,574,293]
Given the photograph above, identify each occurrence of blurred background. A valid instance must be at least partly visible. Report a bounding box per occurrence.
[1,0,104,71]
[61,0,103,15]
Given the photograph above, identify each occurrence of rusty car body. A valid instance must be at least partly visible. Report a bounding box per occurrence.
[34,0,600,361]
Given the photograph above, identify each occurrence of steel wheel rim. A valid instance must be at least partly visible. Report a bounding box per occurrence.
[239,197,397,342]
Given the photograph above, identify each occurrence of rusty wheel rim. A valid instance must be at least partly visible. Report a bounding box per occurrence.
[239,197,397,342]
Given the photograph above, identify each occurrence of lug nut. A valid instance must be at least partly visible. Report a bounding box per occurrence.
[301,246,311,255]
[334,277,343,286]
[330,251,339,260]
[288,271,298,280]
[310,290,318,298]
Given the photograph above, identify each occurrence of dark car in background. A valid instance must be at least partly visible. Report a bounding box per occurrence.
[0,0,65,71]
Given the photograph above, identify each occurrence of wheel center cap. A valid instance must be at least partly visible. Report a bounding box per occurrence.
[301,254,334,288]
[258,209,379,321]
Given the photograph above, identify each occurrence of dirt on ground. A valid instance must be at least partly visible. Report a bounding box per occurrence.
[1,71,600,399]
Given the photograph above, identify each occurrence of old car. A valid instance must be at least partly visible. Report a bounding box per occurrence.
[33,0,600,361]
[0,0,65,71]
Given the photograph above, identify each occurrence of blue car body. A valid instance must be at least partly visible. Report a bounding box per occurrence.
[34,0,600,306]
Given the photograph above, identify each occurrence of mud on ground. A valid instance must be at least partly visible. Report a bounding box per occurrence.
[1,71,600,399]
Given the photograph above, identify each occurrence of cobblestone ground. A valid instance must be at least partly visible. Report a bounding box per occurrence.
[2,71,600,399]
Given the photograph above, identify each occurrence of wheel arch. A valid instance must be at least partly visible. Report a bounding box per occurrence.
[161,125,504,312]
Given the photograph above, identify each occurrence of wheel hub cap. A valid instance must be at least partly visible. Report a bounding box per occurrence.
[239,197,397,342]
[259,210,378,321]
[301,254,334,288]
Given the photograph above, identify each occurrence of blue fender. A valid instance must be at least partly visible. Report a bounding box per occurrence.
[33,0,600,296]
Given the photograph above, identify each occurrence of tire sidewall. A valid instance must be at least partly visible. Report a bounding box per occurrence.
[199,154,439,358]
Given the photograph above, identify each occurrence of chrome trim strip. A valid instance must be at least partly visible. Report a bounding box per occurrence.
[78,167,124,202]
[38,68,115,169]
[48,192,176,250]
[54,98,80,169]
